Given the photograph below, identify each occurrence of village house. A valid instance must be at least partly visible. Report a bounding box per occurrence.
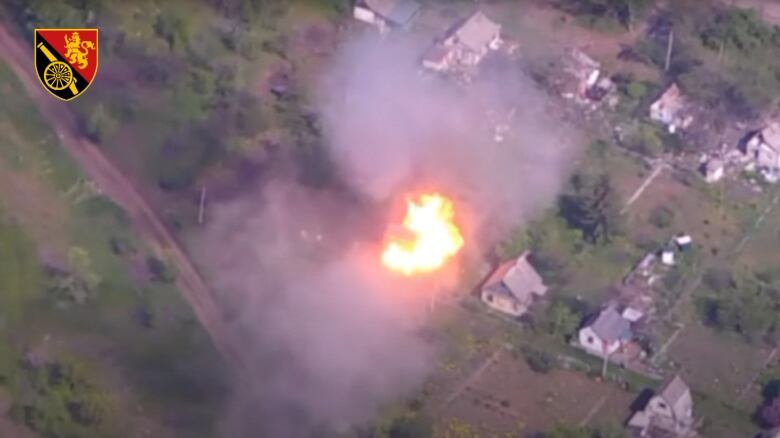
[480,251,548,318]
[627,375,696,437]
[421,10,501,73]
[353,0,420,33]
[743,123,780,182]
[578,306,633,357]
[650,83,694,134]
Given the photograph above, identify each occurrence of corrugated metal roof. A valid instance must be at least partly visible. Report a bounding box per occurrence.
[452,11,501,52]
[590,307,632,342]
[483,252,547,301]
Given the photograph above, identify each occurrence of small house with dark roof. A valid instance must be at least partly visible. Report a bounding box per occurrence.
[480,251,547,317]
[578,306,633,356]
[627,375,696,437]
[353,0,420,33]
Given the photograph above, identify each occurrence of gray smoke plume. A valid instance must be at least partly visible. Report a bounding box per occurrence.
[192,31,579,437]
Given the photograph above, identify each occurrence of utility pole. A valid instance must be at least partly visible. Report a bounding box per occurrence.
[602,351,610,378]
[664,28,674,73]
[198,185,207,225]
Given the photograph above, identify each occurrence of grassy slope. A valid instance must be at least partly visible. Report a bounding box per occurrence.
[0,60,227,437]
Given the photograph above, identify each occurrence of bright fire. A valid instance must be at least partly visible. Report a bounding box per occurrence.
[381,193,464,276]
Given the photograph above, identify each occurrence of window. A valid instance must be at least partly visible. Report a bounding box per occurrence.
[587,336,594,344]
[658,402,667,410]
[486,294,494,303]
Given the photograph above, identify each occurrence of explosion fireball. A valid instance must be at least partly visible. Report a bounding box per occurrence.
[381,193,464,276]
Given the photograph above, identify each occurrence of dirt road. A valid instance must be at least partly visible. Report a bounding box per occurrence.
[0,23,244,371]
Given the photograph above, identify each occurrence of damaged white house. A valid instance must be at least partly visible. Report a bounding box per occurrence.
[480,251,548,318]
[353,0,421,32]
[627,375,696,437]
[650,83,694,134]
[743,123,780,182]
[422,10,502,72]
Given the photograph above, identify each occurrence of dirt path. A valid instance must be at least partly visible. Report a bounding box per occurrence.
[621,162,666,213]
[736,347,778,401]
[439,348,504,411]
[0,23,244,371]
[577,396,606,427]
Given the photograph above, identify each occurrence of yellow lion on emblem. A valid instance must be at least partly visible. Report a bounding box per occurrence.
[63,32,95,70]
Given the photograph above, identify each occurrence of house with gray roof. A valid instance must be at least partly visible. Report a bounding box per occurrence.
[480,251,548,317]
[627,375,696,437]
[353,0,420,33]
[578,306,633,357]
[422,10,502,72]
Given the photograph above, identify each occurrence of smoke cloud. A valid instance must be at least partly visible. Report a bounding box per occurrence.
[192,31,580,437]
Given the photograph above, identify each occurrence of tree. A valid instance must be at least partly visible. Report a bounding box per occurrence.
[564,0,650,30]
[701,8,778,54]
[545,301,581,338]
[522,347,556,374]
[762,397,780,427]
[559,172,624,244]
[387,414,433,438]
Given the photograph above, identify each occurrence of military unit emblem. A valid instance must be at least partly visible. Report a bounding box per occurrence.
[35,29,98,101]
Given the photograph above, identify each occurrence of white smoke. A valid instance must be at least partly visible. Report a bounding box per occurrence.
[191,30,580,437]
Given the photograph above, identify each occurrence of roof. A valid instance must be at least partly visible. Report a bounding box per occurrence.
[483,251,547,301]
[364,0,420,26]
[659,375,693,418]
[451,11,501,52]
[588,307,632,342]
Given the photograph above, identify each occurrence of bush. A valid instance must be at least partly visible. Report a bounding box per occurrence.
[146,256,176,283]
[626,81,647,100]
[84,103,118,143]
[762,397,780,427]
[649,205,674,229]
[522,347,556,374]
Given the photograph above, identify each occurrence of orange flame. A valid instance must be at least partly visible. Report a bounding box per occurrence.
[381,193,464,276]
